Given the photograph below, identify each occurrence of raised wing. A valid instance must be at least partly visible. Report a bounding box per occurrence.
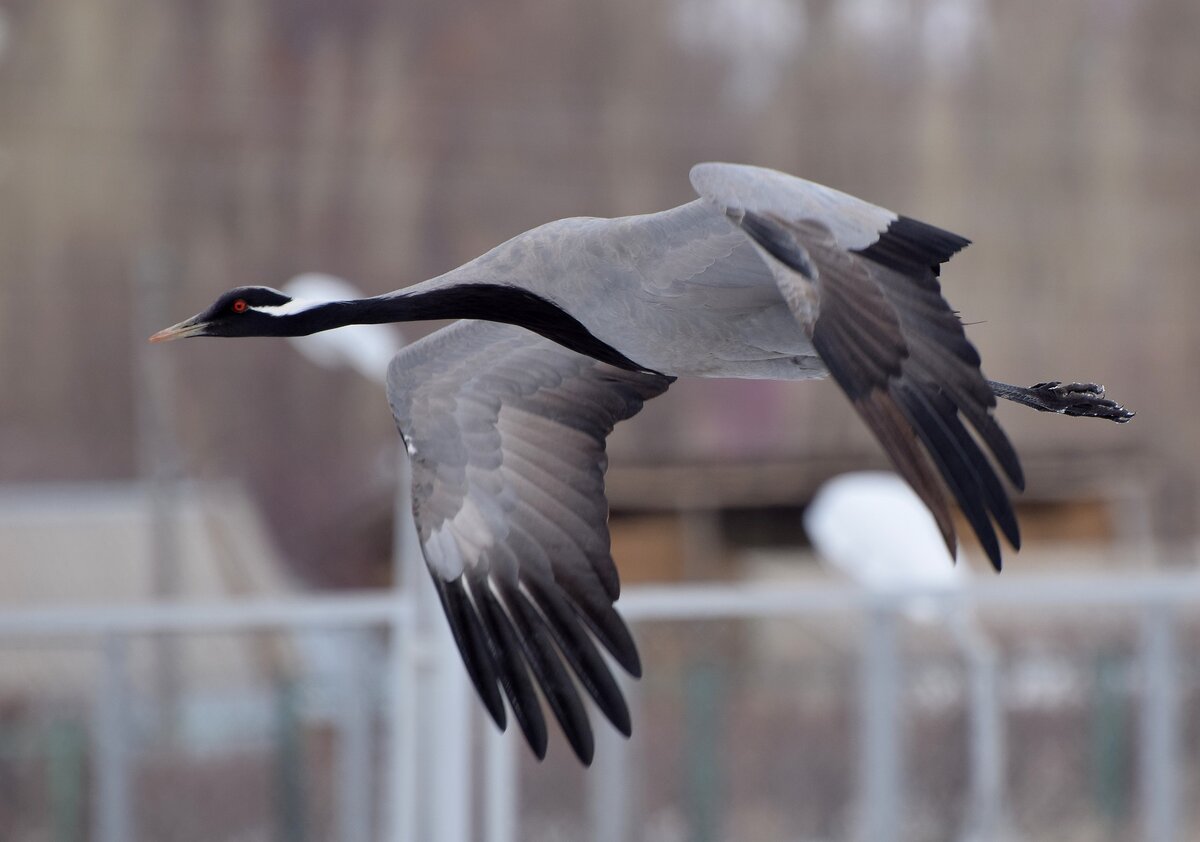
[692,162,1023,569]
[691,162,900,252]
[387,320,672,764]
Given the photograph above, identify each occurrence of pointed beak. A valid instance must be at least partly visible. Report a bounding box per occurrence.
[149,315,207,343]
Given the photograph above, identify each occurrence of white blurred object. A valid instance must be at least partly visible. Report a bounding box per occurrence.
[283,273,403,382]
[833,0,913,49]
[922,0,992,79]
[804,471,964,594]
[833,0,991,80]
[671,0,806,110]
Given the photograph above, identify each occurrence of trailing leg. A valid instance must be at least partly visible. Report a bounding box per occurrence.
[987,380,1134,422]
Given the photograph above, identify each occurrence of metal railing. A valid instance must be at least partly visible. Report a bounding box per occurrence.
[0,571,1196,842]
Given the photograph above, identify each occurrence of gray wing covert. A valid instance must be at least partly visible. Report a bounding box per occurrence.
[606,200,776,300]
[387,320,672,764]
[690,161,899,251]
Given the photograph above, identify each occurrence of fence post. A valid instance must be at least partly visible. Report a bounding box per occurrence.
[385,447,473,842]
[386,450,422,842]
[427,606,473,842]
[48,719,84,842]
[683,657,724,842]
[948,604,1007,842]
[274,679,306,842]
[590,670,641,842]
[859,596,902,842]
[484,710,518,842]
[335,629,373,842]
[92,634,133,842]
[1140,605,1178,842]
[385,592,419,842]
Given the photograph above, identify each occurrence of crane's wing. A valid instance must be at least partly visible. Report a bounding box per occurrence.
[387,319,672,764]
[692,162,1023,570]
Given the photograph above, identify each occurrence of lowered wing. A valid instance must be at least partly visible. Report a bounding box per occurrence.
[387,319,672,764]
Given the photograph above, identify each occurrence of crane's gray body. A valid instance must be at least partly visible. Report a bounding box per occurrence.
[407,163,897,379]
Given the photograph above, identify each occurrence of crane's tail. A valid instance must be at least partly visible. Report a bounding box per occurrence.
[987,380,1134,423]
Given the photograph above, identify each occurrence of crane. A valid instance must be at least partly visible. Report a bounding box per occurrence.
[151,162,1132,763]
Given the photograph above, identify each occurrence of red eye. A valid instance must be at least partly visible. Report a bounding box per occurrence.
[232,299,248,314]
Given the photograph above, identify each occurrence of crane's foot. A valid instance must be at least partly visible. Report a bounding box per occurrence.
[990,380,1134,423]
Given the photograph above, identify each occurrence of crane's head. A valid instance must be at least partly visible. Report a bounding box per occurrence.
[149,287,303,341]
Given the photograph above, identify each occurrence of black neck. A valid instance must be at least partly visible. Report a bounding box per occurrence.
[288,283,652,374]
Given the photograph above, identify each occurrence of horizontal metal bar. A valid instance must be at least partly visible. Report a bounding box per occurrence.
[618,581,865,620]
[617,572,1200,621]
[965,572,1200,608]
[0,571,1197,638]
[0,592,408,637]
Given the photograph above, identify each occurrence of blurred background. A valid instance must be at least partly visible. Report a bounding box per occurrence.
[1,0,1198,840]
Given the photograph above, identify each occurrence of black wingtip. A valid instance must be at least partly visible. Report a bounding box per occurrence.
[855,215,971,277]
[434,577,507,730]
[553,574,643,679]
[979,527,1002,572]
[980,417,1025,491]
[974,527,1012,573]
[562,709,596,766]
[977,526,1004,572]
[472,576,550,760]
[1011,469,1027,494]
[894,384,1009,575]
[497,581,596,766]
[522,576,633,739]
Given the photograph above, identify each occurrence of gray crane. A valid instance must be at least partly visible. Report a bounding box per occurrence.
[151,162,1132,763]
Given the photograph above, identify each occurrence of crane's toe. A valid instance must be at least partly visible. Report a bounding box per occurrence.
[1024,381,1135,422]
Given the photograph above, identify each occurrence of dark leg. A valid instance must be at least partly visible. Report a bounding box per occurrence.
[987,380,1134,423]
